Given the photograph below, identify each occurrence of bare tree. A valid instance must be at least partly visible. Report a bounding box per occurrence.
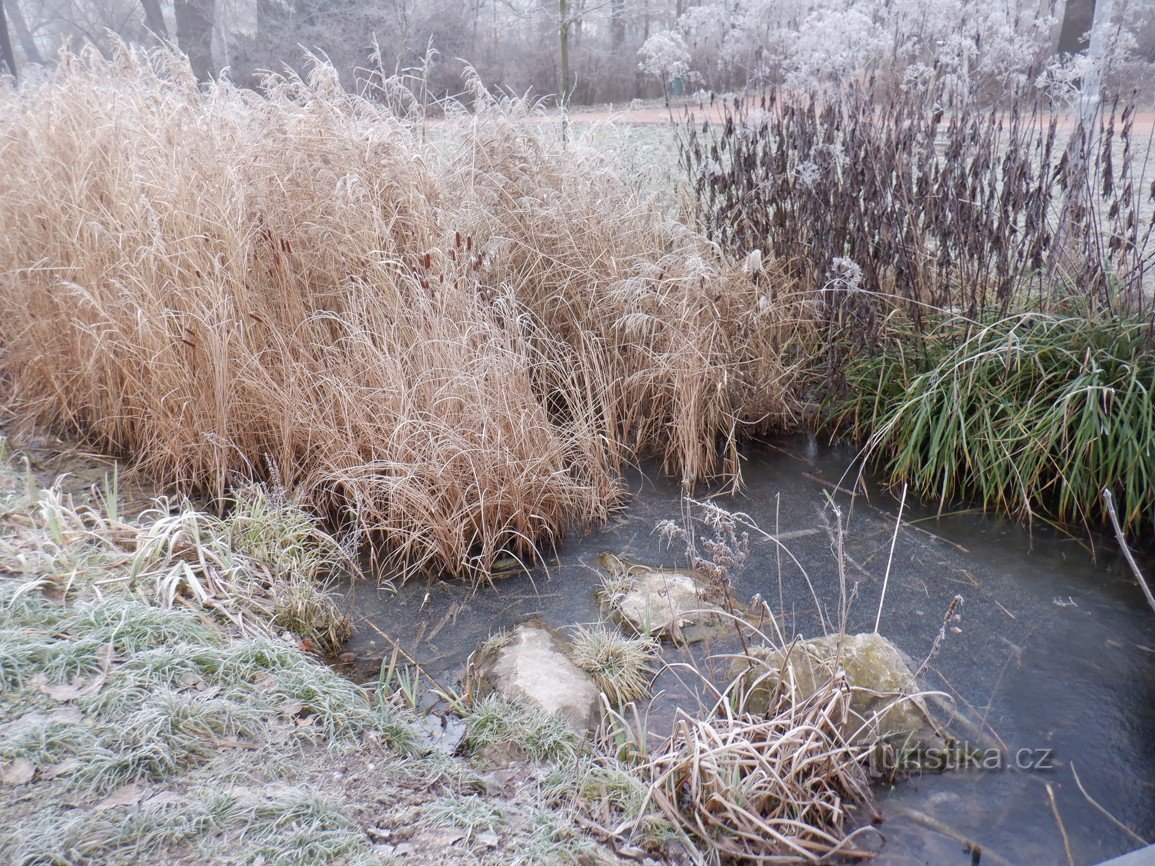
[558,0,571,97]
[175,0,214,79]
[0,0,17,79]
[1079,0,1115,121]
[8,0,42,63]
[141,0,169,40]
[1059,0,1096,53]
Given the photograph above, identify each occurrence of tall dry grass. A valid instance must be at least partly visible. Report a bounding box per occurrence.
[0,46,809,578]
[683,80,1155,325]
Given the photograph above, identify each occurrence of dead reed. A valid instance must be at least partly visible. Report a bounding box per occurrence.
[644,655,878,863]
[0,46,811,578]
[681,78,1155,328]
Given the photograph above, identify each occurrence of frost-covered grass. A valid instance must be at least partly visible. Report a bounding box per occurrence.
[463,696,581,764]
[0,588,420,862]
[568,625,659,706]
[0,446,655,864]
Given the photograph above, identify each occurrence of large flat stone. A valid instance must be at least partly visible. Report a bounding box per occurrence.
[475,624,600,734]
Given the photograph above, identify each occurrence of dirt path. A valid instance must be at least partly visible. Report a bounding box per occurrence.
[565,100,1155,132]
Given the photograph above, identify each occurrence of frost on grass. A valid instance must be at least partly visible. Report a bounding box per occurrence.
[0,465,416,865]
[463,696,580,764]
[0,459,639,865]
[226,485,352,653]
[568,625,658,706]
[2,784,376,866]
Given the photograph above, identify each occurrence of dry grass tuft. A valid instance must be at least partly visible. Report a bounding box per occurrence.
[0,46,810,578]
[643,653,879,863]
[569,625,658,706]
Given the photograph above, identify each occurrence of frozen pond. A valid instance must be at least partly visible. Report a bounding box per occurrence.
[341,436,1155,865]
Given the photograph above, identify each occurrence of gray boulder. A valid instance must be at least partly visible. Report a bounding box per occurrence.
[730,632,956,769]
[597,554,731,644]
[472,624,600,734]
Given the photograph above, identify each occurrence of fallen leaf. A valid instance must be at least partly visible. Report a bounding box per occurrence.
[281,700,306,718]
[417,828,466,848]
[142,792,186,809]
[213,738,261,751]
[38,675,107,701]
[42,758,82,779]
[1,759,35,786]
[36,645,112,702]
[95,783,148,811]
[220,785,262,808]
[177,672,205,690]
[379,842,416,858]
[0,712,47,738]
[250,672,277,689]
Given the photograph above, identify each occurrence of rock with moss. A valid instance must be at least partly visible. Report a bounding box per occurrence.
[729,632,955,763]
[596,553,733,644]
[472,624,600,734]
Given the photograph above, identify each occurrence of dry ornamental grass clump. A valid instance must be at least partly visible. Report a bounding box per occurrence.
[0,46,811,579]
[644,656,879,863]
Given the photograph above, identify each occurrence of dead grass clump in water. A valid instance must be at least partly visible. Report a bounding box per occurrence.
[635,498,884,863]
[0,46,810,578]
[644,655,878,863]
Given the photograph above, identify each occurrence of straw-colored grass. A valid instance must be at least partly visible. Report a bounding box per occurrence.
[643,653,879,863]
[0,45,809,578]
[569,625,658,706]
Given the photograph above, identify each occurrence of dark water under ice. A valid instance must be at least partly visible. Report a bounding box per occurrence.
[341,436,1155,866]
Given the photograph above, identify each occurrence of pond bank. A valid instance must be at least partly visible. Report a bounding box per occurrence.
[0,438,632,865]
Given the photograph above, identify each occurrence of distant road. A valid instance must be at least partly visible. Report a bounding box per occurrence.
[564,102,1155,132]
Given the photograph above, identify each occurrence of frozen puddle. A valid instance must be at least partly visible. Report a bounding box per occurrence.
[341,436,1155,865]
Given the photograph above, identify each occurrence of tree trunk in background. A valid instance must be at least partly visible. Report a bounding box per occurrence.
[175,0,215,81]
[141,0,169,41]
[1058,0,1096,54]
[7,0,40,64]
[611,0,624,47]
[0,0,17,80]
[571,0,583,45]
[1078,0,1114,122]
[558,0,570,100]
[256,0,289,53]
